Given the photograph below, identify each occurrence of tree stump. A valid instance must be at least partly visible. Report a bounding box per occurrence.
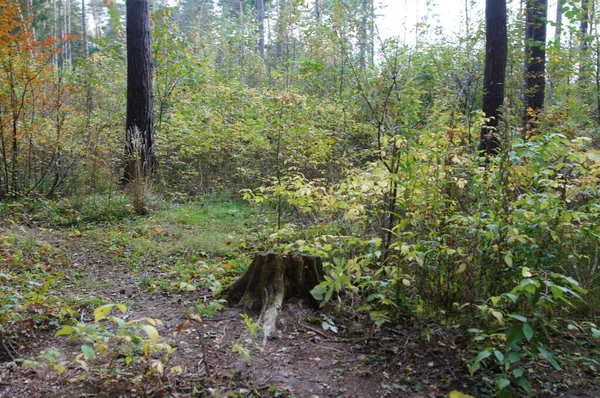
[222,253,323,344]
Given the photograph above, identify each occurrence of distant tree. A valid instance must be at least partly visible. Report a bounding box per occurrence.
[177,0,214,34]
[359,0,374,71]
[555,0,563,44]
[523,0,547,137]
[579,0,591,82]
[124,0,155,183]
[257,0,264,57]
[479,0,507,154]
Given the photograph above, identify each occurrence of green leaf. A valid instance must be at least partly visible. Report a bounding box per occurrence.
[493,350,504,363]
[473,350,492,363]
[507,350,520,364]
[110,316,126,329]
[506,324,525,346]
[310,283,327,301]
[81,344,95,361]
[505,293,518,303]
[142,324,159,345]
[504,252,513,267]
[537,345,561,370]
[591,328,600,339]
[522,323,534,341]
[94,304,127,322]
[495,378,511,390]
[508,313,527,322]
[512,368,524,378]
[54,325,75,337]
[516,376,532,393]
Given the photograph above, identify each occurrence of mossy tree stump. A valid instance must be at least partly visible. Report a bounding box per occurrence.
[222,253,323,344]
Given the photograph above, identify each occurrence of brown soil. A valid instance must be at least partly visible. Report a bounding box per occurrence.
[0,225,598,398]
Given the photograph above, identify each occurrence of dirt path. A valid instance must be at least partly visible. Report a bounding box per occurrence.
[0,225,598,398]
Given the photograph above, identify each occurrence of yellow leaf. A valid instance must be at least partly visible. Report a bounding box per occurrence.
[177,320,190,333]
[142,325,159,345]
[402,279,411,287]
[97,344,108,354]
[94,303,126,322]
[186,313,203,324]
[327,138,336,145]
[151,360,164,374]
[449,391,476,398]
[504,252,513,267]
[457,263,467,274]
[491,310,504,324]
[522,267,532,278]
[143,342,150,356]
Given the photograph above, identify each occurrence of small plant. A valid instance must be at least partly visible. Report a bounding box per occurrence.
[232,314,262,365]
[52,303,176,382]
[467,267,587,396]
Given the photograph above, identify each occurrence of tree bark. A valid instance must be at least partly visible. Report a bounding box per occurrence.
[223,253,324,344]
[555,0,562,44]
[82,0,89,58]
[257,0,265,57]
[276,0,286,59]
[523,0,547,138]
[579,0,590,82]
[124,0,155,183]
[479,0,507,154]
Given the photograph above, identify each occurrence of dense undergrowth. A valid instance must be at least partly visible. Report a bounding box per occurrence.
[1,128,600,396]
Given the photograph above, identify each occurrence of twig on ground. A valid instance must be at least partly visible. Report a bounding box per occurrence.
[1,339,16,361]
[301,324,330,339]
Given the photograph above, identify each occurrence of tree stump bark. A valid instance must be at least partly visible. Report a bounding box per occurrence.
[222,253,323,344]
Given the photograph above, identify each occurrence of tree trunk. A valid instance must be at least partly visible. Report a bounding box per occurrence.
[359,0,368,71]
[579,0,590,83]
[479,0,507,154]
[276,0,286,59]
[82,0,89,58]
[124,0,155,184]
[91,0,100,39]
[223,253,324,344]
[523,0,547,138]
[256,0,265,57]
[555,0,562,44]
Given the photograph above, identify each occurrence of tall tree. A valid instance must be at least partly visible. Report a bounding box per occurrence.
[579,0,591,81]
[257,0,264,57]
[555,0,563,44]
[81,0,88,58]
[124,0,155,183]
[479,0,508,154]
[359,0,373,71]
[523,0,547,137]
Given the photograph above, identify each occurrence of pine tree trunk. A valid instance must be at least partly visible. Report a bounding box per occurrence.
[479,0,507,154]
[523,0,548,138]
[555,0,562,44]
[124,0,155,183]
[579,0,590,83]
[257,0,265,57]
[82,0,89,58]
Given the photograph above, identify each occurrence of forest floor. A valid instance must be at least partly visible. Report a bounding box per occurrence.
[0,198,598,398]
